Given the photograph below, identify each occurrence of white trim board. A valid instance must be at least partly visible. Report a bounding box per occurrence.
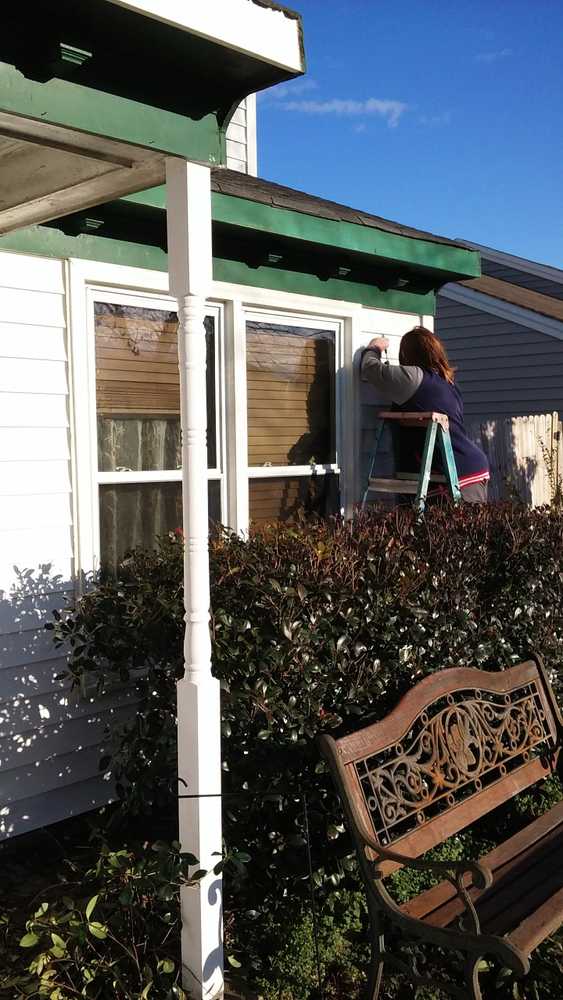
[458,240,563,286]
[107,0,304,73]
[440,282,563,343]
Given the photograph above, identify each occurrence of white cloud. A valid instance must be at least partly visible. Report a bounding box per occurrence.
[475,48,513,64]
[277,97,409,128]
[419,111,452,127]
[263,78,319,101]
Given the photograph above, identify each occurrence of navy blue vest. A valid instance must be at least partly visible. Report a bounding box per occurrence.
[394,371,489,484]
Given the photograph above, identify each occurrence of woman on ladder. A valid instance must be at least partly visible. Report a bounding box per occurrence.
[361,326,489,503]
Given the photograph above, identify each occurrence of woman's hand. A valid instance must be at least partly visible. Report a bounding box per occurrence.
[367,336,390,352]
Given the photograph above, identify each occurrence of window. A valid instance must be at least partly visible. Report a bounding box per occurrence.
[246,318,340,525]
[94,298,221,569]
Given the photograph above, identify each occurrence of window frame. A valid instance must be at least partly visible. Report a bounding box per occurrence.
[74,280,225,573]
[68,258,361,575]
[244,308,343,483]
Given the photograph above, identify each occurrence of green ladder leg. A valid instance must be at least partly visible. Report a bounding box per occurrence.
[414,420,438,516]
[437,425,462,503]
[361,418,386,510]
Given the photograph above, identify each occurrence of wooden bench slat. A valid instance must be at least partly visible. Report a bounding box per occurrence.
[402,798,563,923]
[400,799,563,955]
[510,885,563,956]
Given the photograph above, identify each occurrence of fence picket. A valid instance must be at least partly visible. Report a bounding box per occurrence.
[467,411,562,506]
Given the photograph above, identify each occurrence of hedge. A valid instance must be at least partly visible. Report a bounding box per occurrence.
[47,503,563,994]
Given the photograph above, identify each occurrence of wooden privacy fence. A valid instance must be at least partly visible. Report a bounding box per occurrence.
[467,411,562,506]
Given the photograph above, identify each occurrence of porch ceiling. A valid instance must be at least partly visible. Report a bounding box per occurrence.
[0,112,167,235]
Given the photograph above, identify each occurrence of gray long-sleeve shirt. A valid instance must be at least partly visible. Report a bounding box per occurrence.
[360,347,423,405]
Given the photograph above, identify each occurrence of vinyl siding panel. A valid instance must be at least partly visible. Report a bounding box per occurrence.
[436,295,563,418]
[0,250,132,839]
[225,97,257,175]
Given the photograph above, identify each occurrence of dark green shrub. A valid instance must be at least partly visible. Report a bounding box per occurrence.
[0,836,201,999]
[49,504,563,994]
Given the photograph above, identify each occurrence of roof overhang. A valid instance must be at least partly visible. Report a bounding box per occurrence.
[0,1,304,239]
[2,0,305,127]
[20,170,480,314]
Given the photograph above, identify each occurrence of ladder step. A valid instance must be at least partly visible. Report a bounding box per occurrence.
[368,478,420,495]
[396,471,446,483]
[369,475,447,495]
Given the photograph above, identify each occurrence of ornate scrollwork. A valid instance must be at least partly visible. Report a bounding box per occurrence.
[356,682,552,844]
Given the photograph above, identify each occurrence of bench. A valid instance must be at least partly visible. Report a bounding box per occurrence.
[318,655,563,1000]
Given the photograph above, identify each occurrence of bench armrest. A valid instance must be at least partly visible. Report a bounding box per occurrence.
[359,827,492,936]
[360,827,492,889]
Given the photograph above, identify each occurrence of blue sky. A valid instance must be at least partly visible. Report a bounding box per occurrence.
[258,0,563,267]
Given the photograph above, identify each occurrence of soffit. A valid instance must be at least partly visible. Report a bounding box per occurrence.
[2,0,305,126]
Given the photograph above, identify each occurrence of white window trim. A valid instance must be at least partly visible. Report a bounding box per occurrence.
[243,306,353,521]
[68,258,364,566]
[69,261,225,574]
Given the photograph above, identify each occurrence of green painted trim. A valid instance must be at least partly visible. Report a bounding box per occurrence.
[213,258,436,313]
[0,62,225,164]
[0,226,436,313]
[212,193,480,278]
[0,226,168,271]
[123,187,166,210]
[124,186,480,279]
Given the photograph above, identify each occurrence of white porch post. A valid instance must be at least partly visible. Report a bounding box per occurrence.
[166,158,223,1000]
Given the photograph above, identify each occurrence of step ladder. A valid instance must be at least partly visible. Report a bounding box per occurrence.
[361,410,462,515]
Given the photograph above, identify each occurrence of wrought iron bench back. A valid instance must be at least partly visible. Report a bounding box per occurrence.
[320,657,562,874]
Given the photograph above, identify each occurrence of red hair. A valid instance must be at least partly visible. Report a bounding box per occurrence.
[399,326,455,384]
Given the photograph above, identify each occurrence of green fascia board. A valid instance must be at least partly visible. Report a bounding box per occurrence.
[125,186,480,281]
[212,193,480,280]
[0,226,436,313]
[0,63,225,164]
[213,258,435,313]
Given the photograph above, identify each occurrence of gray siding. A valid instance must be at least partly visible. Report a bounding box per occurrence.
[480,259,563,301]
[436,296,563,419]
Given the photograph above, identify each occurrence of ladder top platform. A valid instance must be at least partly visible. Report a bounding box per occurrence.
[377,411,449,430]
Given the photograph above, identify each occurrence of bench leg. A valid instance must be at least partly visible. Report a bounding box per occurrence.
[366,931,385,1000]
[464,956,484,1000]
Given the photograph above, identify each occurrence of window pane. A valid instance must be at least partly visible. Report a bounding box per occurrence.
[99,480,221,571]
[249,474,339,527]
[246,322,335,467]
[95,303,216,470]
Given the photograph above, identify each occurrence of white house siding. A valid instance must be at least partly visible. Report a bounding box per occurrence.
[480,258,563,301]
[435,295,563,419]
[354,309,432,498]
[225,96,258,175]
[0,250,136,839]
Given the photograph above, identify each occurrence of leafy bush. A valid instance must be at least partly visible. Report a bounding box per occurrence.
[0,837,200,1000]
[49,504,563,994]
